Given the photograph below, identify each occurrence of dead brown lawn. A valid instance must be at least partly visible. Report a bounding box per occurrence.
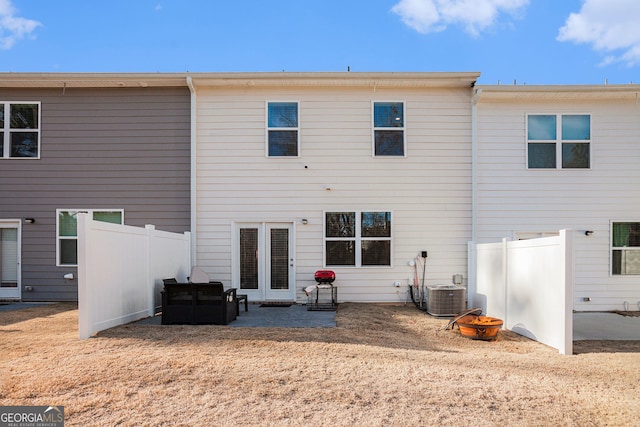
[1,302,639,426]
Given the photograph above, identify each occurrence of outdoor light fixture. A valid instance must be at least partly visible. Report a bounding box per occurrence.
[585,230,594,236]
[301,218,309,225]
[24,218,35,224]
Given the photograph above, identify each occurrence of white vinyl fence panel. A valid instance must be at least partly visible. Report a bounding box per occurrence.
[77,214,190,339]
[471,230,574,355]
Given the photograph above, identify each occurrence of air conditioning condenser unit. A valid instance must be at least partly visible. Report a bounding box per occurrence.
[427,284,466,316]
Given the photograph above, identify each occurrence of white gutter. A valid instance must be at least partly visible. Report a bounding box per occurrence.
[186,76,197,267]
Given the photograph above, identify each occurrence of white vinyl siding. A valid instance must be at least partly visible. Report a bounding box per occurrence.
[195,84,473,302]
[476,94,640,311]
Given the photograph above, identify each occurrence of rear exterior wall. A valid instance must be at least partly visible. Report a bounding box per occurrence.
[194,85,474,302]
[475,96,640,311]
[0,87,191,301]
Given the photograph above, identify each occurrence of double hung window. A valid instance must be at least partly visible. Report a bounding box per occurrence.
[57,210,124,266]
[527,114,590,169]
[267,102,299,157]
[611,222,640,275]
[325,211,392,267]
[373,102,405,156]
[1,102,40,158]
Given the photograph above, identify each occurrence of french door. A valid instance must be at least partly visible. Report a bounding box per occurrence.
[234,222,295,302]
[0,221,20,300]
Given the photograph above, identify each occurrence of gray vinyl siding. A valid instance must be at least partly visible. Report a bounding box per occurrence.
[0,87,190,301]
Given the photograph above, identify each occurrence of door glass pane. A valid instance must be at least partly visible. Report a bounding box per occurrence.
[270,229,289,290]
[528,115,556,140]
[240,228,258,289]
[1,228,18,286]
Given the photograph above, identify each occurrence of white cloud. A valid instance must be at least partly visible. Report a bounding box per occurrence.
[0,0,41,49]
[391,0,529,37]
[557,0,640,66]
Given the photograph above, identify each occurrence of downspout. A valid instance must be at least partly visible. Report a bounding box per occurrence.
[186,76,197,267]
[468,87,481,307]
[471,87,481,244]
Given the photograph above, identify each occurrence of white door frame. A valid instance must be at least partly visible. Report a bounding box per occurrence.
[0,220,22,300]
[232,222,296,302]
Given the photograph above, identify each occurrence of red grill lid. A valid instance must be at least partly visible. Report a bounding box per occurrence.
[314,270,335,283]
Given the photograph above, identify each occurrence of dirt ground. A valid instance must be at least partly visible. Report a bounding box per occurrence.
[1,303,639,426]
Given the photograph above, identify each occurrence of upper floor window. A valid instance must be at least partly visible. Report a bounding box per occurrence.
[57,209,124,266]
[373,102,405,156]
[1,102,40,159]
[325,211,392,267]
[527,114,590,169]
[612,222,640,275]
[267,101,298,157]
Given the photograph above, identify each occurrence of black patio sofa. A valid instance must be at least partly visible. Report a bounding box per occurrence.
[161,279,238,325]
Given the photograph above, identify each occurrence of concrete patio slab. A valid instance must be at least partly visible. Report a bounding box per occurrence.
[135,303,336,328]
[0,302,53,312]
[573,312,640,340]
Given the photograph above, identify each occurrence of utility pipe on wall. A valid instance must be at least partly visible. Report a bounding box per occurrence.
[186,76,197,268]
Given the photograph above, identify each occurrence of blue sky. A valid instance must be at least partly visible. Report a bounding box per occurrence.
[1,0,639,85]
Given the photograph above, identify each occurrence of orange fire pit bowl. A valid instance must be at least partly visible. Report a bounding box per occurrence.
[457,315,503,341]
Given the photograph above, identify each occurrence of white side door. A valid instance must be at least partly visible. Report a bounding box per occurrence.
[0,221,21,300]
[264,223,295,301]
[233,222,295,302]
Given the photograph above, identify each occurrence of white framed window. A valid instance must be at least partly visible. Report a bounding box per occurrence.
[266,101,299,157]
[526,114,590,169]
[373,101,405,156]
[56,209,124,266]
[324,211,392,267]
[611,222,640,275]
[1,102,41,159]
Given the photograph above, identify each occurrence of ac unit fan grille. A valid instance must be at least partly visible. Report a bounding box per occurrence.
[427,286,466,316]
